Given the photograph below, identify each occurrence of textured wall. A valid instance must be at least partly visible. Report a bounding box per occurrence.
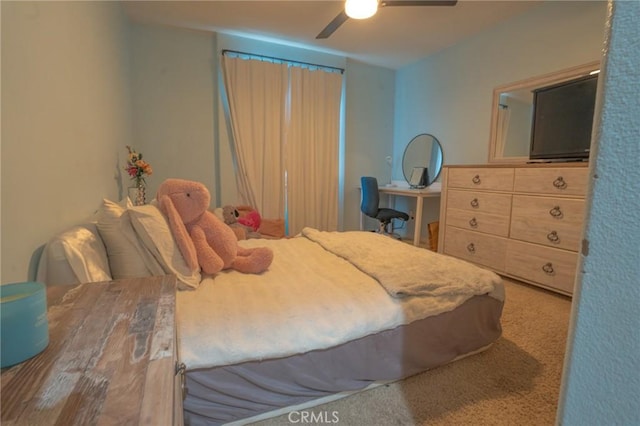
[558,1,640,423]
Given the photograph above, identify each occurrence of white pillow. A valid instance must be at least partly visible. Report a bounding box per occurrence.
[37,223,112,285]
[212,207,225,222]
[96,199,164,279]
[129,204,202,290]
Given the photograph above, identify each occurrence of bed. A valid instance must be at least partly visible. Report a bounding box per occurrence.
[36,200,504,425]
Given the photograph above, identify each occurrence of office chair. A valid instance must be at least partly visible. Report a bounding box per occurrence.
[360,176,410,236]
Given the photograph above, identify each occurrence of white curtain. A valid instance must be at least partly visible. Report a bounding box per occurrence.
[221,56,287,219]
[222,55,343,235]
[286,67,342,235]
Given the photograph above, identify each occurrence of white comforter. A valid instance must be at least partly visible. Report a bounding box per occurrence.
[177,229,504,370]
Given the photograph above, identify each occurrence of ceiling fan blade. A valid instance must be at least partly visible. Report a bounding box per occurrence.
[316,0,455,40]
[381,0,457,6]
[316,10,349,39]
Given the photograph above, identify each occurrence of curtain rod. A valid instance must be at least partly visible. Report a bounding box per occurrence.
[222,49,344,74]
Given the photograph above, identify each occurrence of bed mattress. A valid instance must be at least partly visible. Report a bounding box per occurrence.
[177,229,505,425]
[183,293,502,425]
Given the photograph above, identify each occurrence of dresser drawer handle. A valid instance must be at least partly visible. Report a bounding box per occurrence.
[176,362,187,400]
[549,206,563,218]
[546,231,560,243]
[466,243,476,253]
[469,217,478,228]
[553,176,567,189]
[470,198,479,208]
[542,262,555,275]
[472,174,481,184]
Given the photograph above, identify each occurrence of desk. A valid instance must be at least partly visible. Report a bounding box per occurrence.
[360,182,441,246]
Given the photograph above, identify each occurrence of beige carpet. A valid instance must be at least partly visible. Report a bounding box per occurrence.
[252,278,572,426]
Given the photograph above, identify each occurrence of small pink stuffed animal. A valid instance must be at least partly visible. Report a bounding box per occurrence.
[157,178,273,275]
[238,210,261,232]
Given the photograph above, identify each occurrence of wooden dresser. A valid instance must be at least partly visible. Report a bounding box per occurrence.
[438,163,588,295]
[1,275,185,425]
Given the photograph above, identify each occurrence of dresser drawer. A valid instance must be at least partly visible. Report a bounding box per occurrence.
[443,226,507,271]
[506,240,578,294]
[514,167,588,196]
[447,189,512,216]
[510,218,583,251]
[512,195,585,225]
[510,195,584,251]
[448,168,514,191]
[446,208,510,237]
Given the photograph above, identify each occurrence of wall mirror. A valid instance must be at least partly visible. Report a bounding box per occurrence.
[402,133,443,187]
[488,60,600,163]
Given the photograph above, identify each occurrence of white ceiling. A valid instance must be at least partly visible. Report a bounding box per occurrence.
[123,1,544,70]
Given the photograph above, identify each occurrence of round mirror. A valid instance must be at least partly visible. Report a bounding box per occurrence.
[402,133,443,187]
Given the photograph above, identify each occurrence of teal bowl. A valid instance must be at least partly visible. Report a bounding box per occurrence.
[1,282,49,368]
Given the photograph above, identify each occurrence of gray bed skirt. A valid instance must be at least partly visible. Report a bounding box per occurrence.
[183,294,503,425]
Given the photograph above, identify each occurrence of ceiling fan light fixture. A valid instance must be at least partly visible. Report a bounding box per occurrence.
[345,0,378,20]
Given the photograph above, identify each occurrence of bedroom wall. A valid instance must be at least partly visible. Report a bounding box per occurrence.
[343,59,396,233]
[129,23,218,203]
[393,0,607,168]
[391,0,607,238]
[558,2,640,423]
[1,1,132,283]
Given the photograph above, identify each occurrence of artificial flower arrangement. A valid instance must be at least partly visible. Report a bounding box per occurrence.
[125,145,153,186]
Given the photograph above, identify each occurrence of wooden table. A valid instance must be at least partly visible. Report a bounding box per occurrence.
[0,275,183,425]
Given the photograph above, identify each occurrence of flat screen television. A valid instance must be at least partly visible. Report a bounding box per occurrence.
[529,73,598,161]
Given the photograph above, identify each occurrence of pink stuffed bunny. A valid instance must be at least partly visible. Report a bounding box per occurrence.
[157,178,273,275]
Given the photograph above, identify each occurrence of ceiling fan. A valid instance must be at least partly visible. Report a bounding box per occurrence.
[316,0,458,39]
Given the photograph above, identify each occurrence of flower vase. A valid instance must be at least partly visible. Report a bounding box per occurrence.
[129,179,146,206]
